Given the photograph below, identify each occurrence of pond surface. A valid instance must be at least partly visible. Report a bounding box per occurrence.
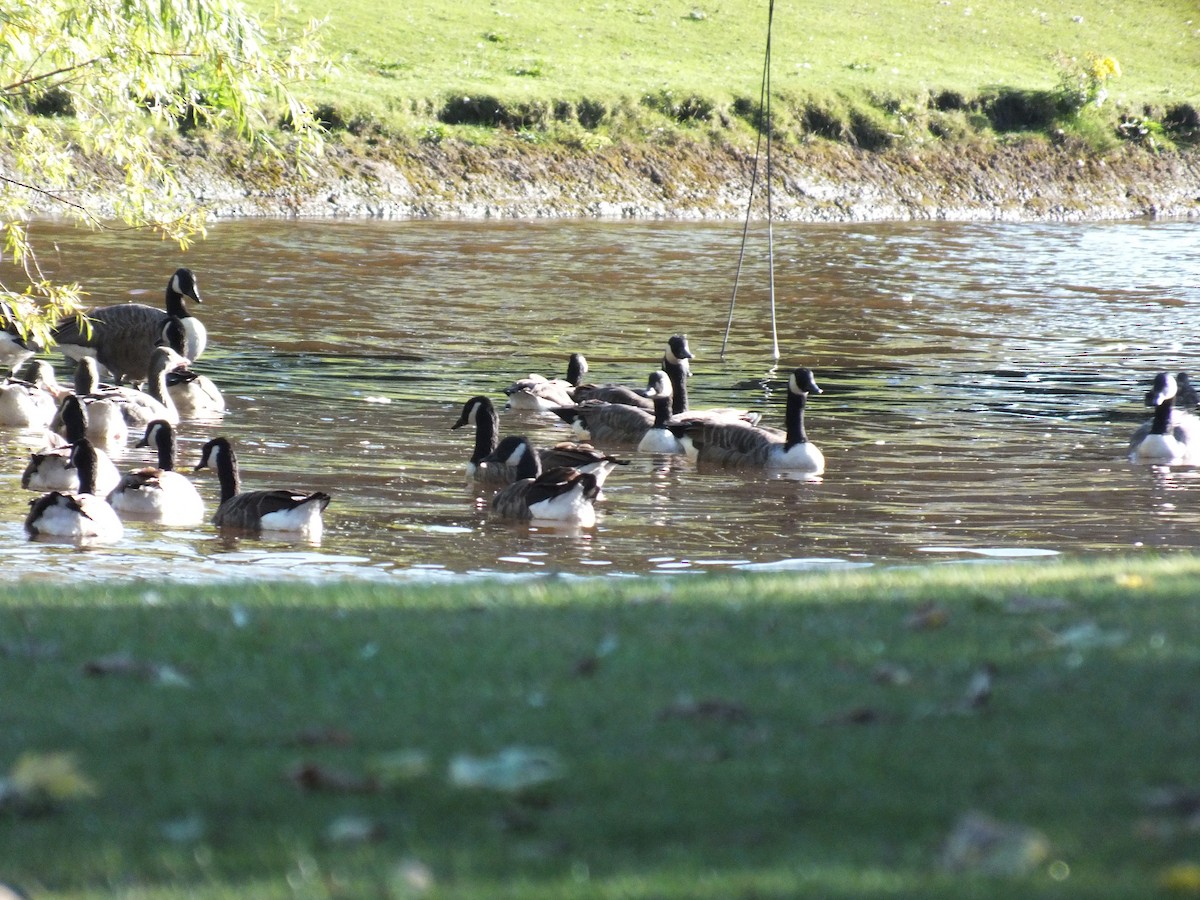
[2,217,1199,582]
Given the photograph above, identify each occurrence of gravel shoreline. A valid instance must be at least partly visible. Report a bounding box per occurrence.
[54,134,1200,224]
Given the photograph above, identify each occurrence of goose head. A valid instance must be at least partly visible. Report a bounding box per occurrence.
[483,435,541,479]
[789,367,823,396]
[451,395,496,431]
[666,334,694,361]
[168,268,202,308]
[566,353,588,386]
[644,370,672,398]
[1146,372,1178,408]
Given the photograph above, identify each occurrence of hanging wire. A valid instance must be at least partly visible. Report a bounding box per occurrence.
[720,0,780,362]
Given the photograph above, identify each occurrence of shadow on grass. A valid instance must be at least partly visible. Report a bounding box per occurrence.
[1,558,1198,898]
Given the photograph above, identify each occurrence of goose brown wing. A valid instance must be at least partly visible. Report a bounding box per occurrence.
[539,442,628,470]
[571,383,654,409]
[683,421,778,467]
[565,402,655,444]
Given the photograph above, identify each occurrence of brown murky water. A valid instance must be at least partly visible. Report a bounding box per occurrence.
[2,218,1198,581]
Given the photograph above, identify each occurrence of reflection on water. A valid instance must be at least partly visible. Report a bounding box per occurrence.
[2,218,1200,581]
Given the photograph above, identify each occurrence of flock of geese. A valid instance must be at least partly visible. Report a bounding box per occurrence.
[1,267,1195,546]
[0,269,329,545]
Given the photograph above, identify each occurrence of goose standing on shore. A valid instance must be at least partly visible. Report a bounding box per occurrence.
[1130,372,1200,464]
[487,436,602,525]
[24,438,124,544]
[51,268,205,383]
[108,421,205,526]
[194,437,331,538]
[668,367,826,474]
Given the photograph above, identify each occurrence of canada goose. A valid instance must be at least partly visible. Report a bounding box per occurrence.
[451,395,627,485]
[194,437,331,538]
[51,391,128,452]
[51,268,205,383]
[659,334,761,425]
[0,362,59,429]
[24,438,124,544]
[73,349,186,427]
[668,367,826,473]
[451,395,508,482]
[548,399,656,445]
[487,437,602,525]
[1144,372,1198,410]
[636,371,686,454]
[504,353,588,411]
[21,438,121,497]
[1129,372,1200,464]
[166,363,225,418]
[0,299,40,375]
[107,420,205,526]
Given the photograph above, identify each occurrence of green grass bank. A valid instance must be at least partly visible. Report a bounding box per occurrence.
[5,555,1200,897]
[159,0,1196,220]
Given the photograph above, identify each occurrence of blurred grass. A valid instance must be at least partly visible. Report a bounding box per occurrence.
[3,555,1200,896]
[257,0,1199,137]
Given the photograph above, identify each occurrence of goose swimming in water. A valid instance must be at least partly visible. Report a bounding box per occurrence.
[668,367,826,474]
[24,438,124,544]
[487,436,602,525]
[503,353,588,411]
[107,420,205,526]
[50,391,128,454]
[636,371,686,454]
[51,268,205,383]
[1129,372,1200,464]
[451,395,627,485]
[194,437,331,538]
[0,361,60,429]
[72,348,187,428]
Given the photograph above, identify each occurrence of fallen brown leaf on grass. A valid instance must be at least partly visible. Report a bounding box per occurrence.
[657,696,751,724]
[82,653,190,686]
[286,762,378,794]
[571,654,601,677]
[819,705,883,726]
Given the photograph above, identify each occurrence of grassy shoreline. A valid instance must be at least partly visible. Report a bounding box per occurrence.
[5,554,1200,897]
[39,0,1198,224]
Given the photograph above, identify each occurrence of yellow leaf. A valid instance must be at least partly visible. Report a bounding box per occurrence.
[1160,863,1200,893]
[9,752,98,801]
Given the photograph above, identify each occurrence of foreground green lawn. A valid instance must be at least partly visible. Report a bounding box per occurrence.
[4,556,1200,897]
[263,0,1199,131]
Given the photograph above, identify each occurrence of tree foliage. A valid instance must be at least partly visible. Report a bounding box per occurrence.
[0,0,325,345]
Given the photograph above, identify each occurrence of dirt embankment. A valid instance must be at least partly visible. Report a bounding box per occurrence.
[172,135,1200,222]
